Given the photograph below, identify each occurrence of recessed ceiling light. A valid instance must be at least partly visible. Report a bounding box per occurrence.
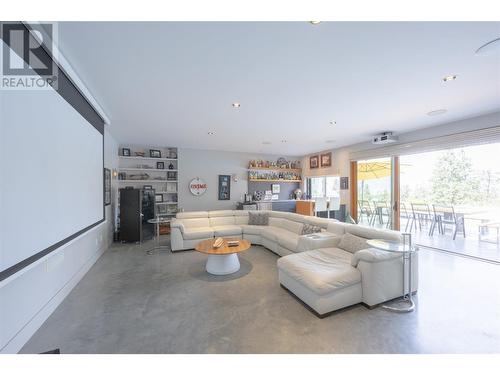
[309,21,321,25]
[281,140,287,143]
[443,75,458,82]
[262,141,271,145]
[329,121,336,125]
[427,109,447,116]
[326,139,336,144]
[476,37,500,56]
[207,131,215,135]
[232,102,241,108]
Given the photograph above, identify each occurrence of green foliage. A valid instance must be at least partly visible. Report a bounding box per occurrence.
[431,150,480,205]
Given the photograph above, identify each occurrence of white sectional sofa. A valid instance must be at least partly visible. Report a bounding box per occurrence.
[170,210,418,317]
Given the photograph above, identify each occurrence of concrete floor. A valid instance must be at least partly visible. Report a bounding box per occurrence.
[21,239,500,354]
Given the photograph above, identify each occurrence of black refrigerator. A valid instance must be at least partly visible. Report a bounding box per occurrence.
[119,188,155,242]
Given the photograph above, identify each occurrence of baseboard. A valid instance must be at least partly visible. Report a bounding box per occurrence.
[0,246,107,354]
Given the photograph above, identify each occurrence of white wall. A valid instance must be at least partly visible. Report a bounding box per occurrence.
[300,111,500,214]
[0,129,118,354]
[178,148,300,211]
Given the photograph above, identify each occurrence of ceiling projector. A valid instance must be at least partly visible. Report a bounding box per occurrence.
[372,132,399,145]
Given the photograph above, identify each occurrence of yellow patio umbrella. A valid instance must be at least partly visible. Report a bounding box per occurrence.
[357,160,408,203]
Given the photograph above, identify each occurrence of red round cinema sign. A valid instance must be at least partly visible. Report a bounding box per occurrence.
[189,177,207,196]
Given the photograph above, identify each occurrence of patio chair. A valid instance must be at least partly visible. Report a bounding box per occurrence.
[373,201,392,228]
[429,205,466,240]
[408,203,432,232]
[357,200,375,225]
[400,202,410,232]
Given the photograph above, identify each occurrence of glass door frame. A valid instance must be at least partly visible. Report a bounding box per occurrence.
[350,156,400,231]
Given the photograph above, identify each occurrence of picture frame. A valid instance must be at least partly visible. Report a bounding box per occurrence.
[122,148,131,157]
[156,161,165,169]
[272,184,280,194]
[320,152,332,168]
[310,155,319,169]
[340,177,349,190]
[143,185,153,190]
[218,175,231,200]
[150,149,162,158]
[155,194,164,203]
[104,168,111,206]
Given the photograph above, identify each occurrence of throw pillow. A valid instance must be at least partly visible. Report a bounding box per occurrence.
[338,232,369,254]
[248,212,269,225]
[301,223,322,235]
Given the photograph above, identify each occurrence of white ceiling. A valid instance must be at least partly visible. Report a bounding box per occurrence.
[56,22,500,156]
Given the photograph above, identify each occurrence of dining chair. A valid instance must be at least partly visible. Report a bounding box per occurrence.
[409,203,431,232]
[358,200,375,225]
[430,205,466,240]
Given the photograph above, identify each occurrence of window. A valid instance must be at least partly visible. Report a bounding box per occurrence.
[308,176,340,198]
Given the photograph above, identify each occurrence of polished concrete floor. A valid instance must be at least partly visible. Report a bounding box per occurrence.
[21,239,500,354]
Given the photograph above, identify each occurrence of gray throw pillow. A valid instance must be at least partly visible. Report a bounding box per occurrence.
[248,212,269,225]
[301,223,322,235]
[338,232,369,254]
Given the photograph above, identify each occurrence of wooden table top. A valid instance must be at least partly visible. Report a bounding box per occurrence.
[195,238,251,255]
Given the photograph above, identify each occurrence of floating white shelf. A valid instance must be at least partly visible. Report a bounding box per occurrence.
[119,156,178,161]
[119,168,178,172]
[118,180,178,183]
[155,202,178,205]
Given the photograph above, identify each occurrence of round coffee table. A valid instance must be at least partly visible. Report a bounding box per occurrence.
[195,238,251,275]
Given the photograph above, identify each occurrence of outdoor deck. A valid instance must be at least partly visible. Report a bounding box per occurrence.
[358,216,500,263]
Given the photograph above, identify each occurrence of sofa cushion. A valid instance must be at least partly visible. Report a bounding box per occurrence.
[176,211,209,219]
[208,210,235,217]
[260,226,279,241]
[345,224,402,243]
[268,217,284,228]
[209,216,236,226]
[182,227,214,240]
[277,247,361,295]
[301,223,322,235]
[179,218,211,228]
[277,232,299,251]
[233,211,249,225]
[337,233,370,254]
[279,219,304,235]
[211,225,242,237]
[326,221,350,236]
[240,224,263,235]
[248,211,269,225]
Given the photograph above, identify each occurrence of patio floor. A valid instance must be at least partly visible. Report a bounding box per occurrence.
[358,216,500,263]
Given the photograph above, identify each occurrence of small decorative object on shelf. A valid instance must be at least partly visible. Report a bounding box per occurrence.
[167,171,176,180]
[129,173,150,180]
[135,151,145,157]
[150,149,161,158]
[155,194,164,203]
[122,148,131,156]
[168,149,177,159]
[156,162,165,169]
[168,162,175,170]
[143,185,153,190]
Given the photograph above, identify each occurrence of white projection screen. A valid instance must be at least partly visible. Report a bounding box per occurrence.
[0,36,104,279]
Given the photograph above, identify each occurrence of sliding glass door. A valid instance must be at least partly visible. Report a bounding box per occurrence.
[356,157,396,229]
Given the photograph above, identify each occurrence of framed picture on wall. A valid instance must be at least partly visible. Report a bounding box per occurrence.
[320,152,332,167]
[104,168,111,206]
[310,155,319,169]
[122,148,131,157]
[218,175,231,200]
[340,177,349,190]
[272,184,280,194]
[156,161,165,169]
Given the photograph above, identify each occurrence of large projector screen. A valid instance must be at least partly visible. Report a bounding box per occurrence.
[0,44,104,278]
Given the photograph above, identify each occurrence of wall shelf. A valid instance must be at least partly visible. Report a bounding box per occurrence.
[248,167,301,172]
[249,179,302,182]
[119,168,178,172]
[119,156,178,161]
[118,180,178,183]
